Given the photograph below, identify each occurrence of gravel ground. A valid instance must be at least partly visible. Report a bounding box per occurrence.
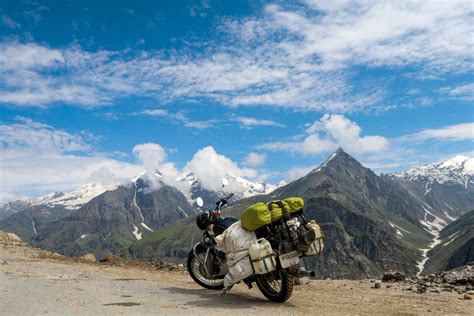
[0,242,472,315]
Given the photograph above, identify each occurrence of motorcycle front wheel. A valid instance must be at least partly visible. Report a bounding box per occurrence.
[255,268,293,303]
[187,250,224,290]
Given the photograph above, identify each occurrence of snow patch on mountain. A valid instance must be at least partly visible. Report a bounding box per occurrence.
[417,205,447,275]
[140,222,153,232]
[388,221,408,238]
[176,206,189,218]
[132,225,142,240]
[173,171,284,201]
[443,231,461,247]
[133,182,145,222]
[393,155,474,188]
[31,218,37,234]
[309,150,340,175]
[225,172,285,198]
[30,182,119,210]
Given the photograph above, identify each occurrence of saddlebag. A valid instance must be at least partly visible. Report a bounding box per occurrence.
[241,197,304,231]
[301,220,324,256]
[248,238,277,274]
[215,220,256,287]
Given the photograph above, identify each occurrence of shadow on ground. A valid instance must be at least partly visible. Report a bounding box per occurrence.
[162,286,296,309]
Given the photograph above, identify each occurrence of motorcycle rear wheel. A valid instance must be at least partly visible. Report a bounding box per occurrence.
[187,250,224,290]
[255,268,293,303]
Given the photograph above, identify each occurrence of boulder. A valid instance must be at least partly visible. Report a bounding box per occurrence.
[294,277,310,285]
[382,271,406,282]
[99,254,121,263]
[0,231,22,242]
[79,253,96,262]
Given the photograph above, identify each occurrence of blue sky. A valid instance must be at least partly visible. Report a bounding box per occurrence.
[0,0,473,202]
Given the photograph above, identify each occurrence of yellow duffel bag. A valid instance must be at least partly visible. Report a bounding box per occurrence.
[241,197,304,231]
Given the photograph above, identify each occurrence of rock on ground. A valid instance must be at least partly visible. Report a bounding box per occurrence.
[79,253,96,262]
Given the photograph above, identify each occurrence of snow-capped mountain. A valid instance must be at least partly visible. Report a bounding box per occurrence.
[393,155,474,189]
[175,171,285,200]
[1,167,281,222]
[28,182,120,210]
[0,182,119,222]
[389,155,474,223]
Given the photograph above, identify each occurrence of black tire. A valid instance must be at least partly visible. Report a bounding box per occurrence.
[187,250,224,290]
[255,268,293,303]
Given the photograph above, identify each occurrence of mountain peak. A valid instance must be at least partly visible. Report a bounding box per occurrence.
[308,148,362,176]
[392,154,474,187]
[328,147,359,165]
[440,155,474,174]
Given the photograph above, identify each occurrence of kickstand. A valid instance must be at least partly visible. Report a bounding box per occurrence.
[219,285,233,297]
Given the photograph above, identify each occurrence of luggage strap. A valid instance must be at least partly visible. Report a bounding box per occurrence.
[268,201,289,219]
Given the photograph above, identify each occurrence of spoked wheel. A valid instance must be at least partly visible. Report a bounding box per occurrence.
[187,250,224,290]
[256,268,293,303]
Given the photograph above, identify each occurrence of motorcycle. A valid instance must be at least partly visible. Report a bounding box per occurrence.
[187,178,318,303]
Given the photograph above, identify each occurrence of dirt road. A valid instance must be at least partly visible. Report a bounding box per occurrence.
[0,242,472,315]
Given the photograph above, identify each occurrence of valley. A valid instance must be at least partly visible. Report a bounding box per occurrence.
[1,149,473,278]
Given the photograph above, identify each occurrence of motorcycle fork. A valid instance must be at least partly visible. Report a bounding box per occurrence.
[193,242,212,275]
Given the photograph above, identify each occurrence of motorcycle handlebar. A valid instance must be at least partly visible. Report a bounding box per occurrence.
[214,193,234,213]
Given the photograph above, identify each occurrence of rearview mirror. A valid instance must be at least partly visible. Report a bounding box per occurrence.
[196,197,204,207]
[221,178,229,187]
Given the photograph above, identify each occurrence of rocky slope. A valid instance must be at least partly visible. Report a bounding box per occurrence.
[0,182,119,238]
[423,211,474,274]
[3,150,473,278]
[390,155,474,221]
[0,168,279,258]
[0,200,32,221]
[33,178,195,259]
[125,149,440,278]
[0,169,279,239]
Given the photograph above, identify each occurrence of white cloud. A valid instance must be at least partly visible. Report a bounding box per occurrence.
[403,123,474,142]
[362,123,474,174]
[0,117,91,152]
[440,83,474,101]
[285,166,314,182]
[231,116,284,129]
[183,146,256,192]
[138,109,217,129]
[173,113,217,129]
[0,42,64,69]
[0,118,262,202]
[132,143,182,190]
[140,109,168,116]
[260,114,388,155]
[242,152,267,167]
[260,134,335,155]
[132,143,167,172]
[1,13,20,29]
[1,1,470,111]
[0,118,142,203]
[0,148,142,205]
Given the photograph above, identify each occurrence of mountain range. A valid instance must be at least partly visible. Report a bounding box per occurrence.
[0,168,281,258]
[0,149,472,277]
[124,150,473,277]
